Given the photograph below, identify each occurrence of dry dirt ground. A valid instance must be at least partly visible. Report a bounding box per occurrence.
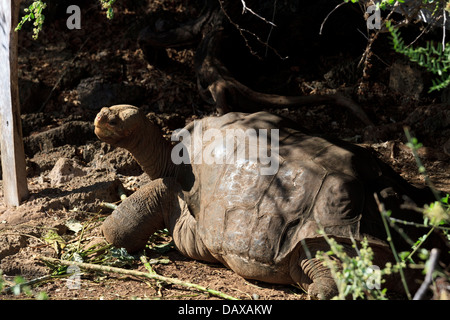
[0,0,449,301]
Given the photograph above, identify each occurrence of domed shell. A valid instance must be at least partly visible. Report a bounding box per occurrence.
[176,112,388,274]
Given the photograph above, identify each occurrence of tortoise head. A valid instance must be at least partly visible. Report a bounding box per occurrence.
[94,105,146,148]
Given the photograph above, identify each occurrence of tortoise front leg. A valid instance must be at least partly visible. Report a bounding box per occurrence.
[101,178,179,253]
[101,177,217,263]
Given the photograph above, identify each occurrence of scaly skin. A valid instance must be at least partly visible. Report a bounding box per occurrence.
[95,105,177,180]
[101,177,216,262]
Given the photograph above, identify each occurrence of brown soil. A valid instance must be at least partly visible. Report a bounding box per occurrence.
[1,0,449,301]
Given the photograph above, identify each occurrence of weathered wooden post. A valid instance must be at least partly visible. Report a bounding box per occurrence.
[0,0,29,206]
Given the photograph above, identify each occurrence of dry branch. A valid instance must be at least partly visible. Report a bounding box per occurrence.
[38,255,239,300]
[413,248,441,300]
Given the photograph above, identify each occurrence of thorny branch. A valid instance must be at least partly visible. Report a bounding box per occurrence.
[219,0,287,60]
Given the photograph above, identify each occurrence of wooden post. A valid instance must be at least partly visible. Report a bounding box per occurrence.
[0,0,29,206]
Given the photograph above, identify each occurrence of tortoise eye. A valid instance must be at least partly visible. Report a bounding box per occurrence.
[108,119,118,126]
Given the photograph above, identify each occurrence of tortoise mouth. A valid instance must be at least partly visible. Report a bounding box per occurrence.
[94,117,124,144]
[94,121,134,148]
[94,125,114,141]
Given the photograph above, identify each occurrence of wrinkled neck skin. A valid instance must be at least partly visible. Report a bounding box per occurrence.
[124,118,178,180]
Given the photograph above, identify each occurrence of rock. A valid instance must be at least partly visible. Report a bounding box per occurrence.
[49,158,87,186]
[30,145,78,176]
[23,121,95,156]
[76,76,145,110]
[0,234,28,260]
[389,61,423,99]
[90,146,142,176]
[21,112,54,137]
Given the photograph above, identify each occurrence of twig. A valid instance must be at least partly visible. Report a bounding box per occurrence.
[388,215,450,231]
[264,0,277,57]
[74,212,103,254]
[443,6,447,51]
[374,193,412,300]
[0,232,45,244]
[100,202,118,210]
[357,1,401,91]
[140,255,157,275]
[218,0,287,60]
[118,182,128,201]
[413,248,440,300]
[319,2,346,35]
[140,255,165,295]
[405,227,435,262]
[384,217,416,248]
[38,255,239,300]
[3,275,53,294]
[100,183,127,210]
[240,0,276,27]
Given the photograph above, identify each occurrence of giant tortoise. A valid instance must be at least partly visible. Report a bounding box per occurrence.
[94,105,442,299]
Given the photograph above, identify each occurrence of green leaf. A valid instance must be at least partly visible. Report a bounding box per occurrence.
[399,251,411,261]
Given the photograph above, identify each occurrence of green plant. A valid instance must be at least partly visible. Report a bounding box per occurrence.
[0,272,49,300]
[15,0,47,40]
[403,128,450,244]
[99,0,118,19]
[344,0,405,10]
[344,0,450,92]
[316,233,402,300]
[10,276,33,296]
[386,20,450,92]
[317,131,450,300]
[0,270,4,292]
[16,0,119,39]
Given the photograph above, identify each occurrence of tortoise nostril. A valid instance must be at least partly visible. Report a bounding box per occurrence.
[95,108,112,124]
[95,113,107,125]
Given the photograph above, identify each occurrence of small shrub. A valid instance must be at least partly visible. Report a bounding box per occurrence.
[15,0,47,40]
[316,233,403,300]
[317,132,450,300]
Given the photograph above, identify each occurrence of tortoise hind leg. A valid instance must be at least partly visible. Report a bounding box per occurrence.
[290,239,356,300]
[292,239,418,299]
[298,256,339,300]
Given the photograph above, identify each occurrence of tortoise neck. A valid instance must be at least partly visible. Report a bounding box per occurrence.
[127,118,177,180]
